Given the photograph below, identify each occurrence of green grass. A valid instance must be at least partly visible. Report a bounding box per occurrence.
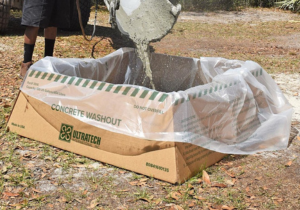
[155,19,300,74]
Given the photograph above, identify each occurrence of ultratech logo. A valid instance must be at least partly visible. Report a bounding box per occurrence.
[59,124,73,142]
[58,123,101,149]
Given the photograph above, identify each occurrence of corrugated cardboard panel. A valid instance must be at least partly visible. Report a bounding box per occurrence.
[174,142,226,183]
[8,92,180,183]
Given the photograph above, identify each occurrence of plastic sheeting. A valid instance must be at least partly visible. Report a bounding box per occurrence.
[21,48,293,154]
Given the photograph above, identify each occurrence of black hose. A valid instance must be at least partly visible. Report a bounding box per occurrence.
[76,0,98,41]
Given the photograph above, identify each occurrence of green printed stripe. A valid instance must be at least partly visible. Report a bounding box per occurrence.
[140,90,149,99]
[256,71,258,77]
[61,76,68,83]
[113,86,122,94]
[198,91,202,97]
[68,77,76,85]
[172,81,243,105]
[131,88,139,97]
[82,79,90,87]
[260,68,263,75]
[171,80,244,106]
[105,84,114,92]
[158,93,168,102]
[122,87,131,95]
[97,82,106,90]
[28,70,36,77]
[90,81,98,89]
[29,69,248,104]
[48,73,55,81]
[41,72,48,79]
[75,78,83,86]
[149,91,159,100]
[54,75,61,82]
[35,71,42,78]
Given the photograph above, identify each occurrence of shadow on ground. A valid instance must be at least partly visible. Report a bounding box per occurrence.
[2,16,134,50]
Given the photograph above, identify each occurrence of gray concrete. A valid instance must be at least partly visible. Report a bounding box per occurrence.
[115,0,181,89]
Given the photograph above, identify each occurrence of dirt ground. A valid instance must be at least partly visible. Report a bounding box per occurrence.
[1,7,300,210]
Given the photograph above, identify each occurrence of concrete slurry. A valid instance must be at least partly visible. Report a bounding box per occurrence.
[116,0,181,89]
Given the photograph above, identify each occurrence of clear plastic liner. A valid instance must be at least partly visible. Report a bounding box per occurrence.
[22,48,293,154]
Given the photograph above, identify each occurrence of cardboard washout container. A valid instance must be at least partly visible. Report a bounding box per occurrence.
[8,48,293,183]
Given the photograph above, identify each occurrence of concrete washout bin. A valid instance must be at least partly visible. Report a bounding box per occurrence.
[8,48,293,183]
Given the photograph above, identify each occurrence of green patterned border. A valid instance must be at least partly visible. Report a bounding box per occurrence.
[27,70,169,103]
[174,68,263,106]
[27,68,263,106]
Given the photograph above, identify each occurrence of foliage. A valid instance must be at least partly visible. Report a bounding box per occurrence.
[248,0,275,7]
[280,0,300,12]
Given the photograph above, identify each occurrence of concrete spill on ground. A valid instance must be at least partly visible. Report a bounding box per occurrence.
[116,0,181,89]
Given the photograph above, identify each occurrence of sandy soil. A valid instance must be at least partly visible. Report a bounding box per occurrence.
[271,73,300,121]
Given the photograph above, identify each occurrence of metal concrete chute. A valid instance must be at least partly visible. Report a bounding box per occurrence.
[103,0,120,29]
[104,0,182,90]
[112,0,182,43]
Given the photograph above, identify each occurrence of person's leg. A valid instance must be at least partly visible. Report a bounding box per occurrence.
[23,26,39,62]
[20,0,55,78]
[44,27,57,57]
[20,26,39,77]
[43,0,71,58]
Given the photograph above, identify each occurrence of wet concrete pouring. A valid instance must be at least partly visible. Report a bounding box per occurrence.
[115,0,181,89]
